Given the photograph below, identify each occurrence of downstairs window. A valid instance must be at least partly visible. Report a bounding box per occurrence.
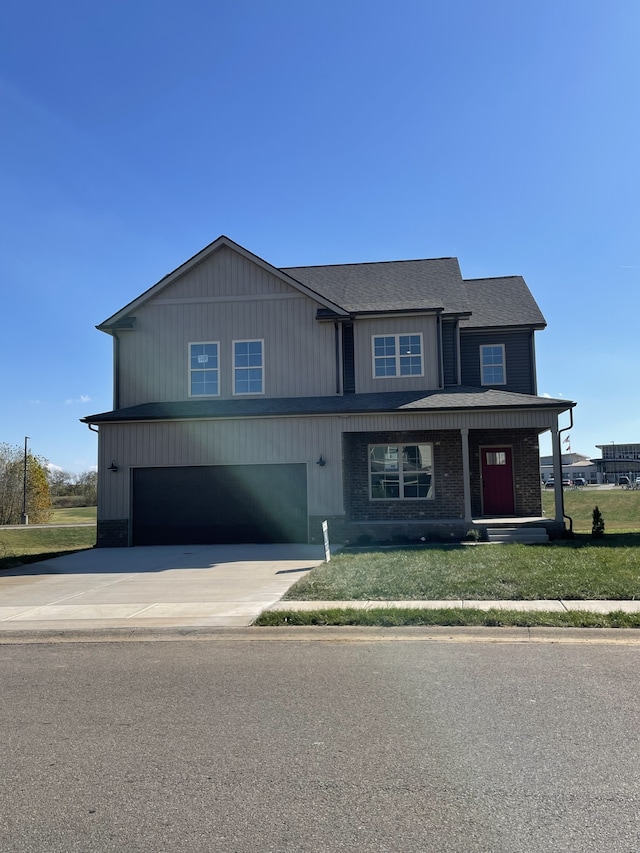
[369,444,434,500]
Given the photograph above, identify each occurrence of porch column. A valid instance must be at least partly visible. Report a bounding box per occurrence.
[550,421,564,522]
[460,428,472,522]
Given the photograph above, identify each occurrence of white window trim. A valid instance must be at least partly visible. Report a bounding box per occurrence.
[480,343,506,386]
[188,341,220,398]
[368,443,434,501]
[371,333,424,380]
[232,338,265,396]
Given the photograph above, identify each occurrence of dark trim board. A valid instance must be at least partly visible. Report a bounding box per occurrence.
[131,464,308,545]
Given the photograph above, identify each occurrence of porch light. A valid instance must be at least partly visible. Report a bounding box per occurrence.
[316,455,326,467]
[108,461,119,473]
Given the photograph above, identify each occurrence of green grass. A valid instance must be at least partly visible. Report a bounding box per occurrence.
[542,487,640,532]
[254,607,640,628]
[50,506,97,524]
[284,535,640,601]
[0,526,96,570]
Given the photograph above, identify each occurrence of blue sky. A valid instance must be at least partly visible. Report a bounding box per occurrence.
[2,0,638,471]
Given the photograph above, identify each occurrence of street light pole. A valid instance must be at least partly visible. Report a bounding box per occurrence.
[21,436,30,525]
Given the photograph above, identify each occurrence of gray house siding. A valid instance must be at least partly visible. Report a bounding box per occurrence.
[115,251,337,408]
[353,315,440,394]
[95,407,560,545]
[460,328,536,394]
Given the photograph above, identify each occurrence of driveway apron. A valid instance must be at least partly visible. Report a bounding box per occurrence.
[0,544,325,630]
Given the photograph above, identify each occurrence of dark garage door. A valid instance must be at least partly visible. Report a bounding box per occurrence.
[132,464,308,545]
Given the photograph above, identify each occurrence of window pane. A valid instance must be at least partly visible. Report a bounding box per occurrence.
[486,451,506,465]
[191,371,218,396]
[399,335,421,354]
[371,473,400,499]
[370,444,433,500]
[403,473,433,498]
[374,336,396,356]
[399,355,422,375]
[402,445,432,470]
[375,357,397,377]
[481,345,504,384]
[369,446,399,472]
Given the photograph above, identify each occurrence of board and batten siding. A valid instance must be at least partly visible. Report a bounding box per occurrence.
[353,316,440,394]
[97,407,562,521]
[115,249,336,407]
[441,319,459,386]
[460,329,536,394]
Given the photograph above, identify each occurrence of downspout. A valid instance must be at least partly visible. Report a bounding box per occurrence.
[558,407,574,534]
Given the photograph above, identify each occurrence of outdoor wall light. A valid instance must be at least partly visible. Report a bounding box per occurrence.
[316,455,326,467]
[108,461,119,473]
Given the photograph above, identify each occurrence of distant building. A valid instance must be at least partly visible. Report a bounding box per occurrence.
[540,452,596,483]
[592,443,640,485]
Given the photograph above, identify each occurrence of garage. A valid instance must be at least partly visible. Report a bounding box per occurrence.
[132,464,308,545]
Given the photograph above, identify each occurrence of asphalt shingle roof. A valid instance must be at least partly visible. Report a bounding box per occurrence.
[282,258,471,315]
[460,277,546,329]
[82,387,573,424]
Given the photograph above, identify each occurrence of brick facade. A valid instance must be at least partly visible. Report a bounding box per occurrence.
[343,431,466,522]
[468,429,541,516]
[97,519,129,547]
[343,428,542,527]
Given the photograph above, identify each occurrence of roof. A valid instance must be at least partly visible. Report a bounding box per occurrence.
[82,387,574,424]
[283,258,471,315]
[460,277,546,329]
[98,235,546,330]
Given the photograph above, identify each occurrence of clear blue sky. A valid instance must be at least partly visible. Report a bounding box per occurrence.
[2,0,638,472]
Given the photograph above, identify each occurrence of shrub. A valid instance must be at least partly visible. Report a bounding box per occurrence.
[592,506,605,538]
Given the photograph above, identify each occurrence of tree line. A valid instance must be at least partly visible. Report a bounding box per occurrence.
[0,442,97,525]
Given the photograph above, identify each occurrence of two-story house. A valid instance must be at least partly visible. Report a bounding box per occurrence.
[82,236,574,547]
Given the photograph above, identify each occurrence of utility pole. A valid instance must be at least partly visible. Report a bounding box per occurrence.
[21,436,30,525]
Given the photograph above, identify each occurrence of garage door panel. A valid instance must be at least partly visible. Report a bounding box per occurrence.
[132,465,307,545]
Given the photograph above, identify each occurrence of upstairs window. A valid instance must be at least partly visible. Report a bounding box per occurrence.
[372,334,423,378]
[369,444,434,500]
[234,340,264,395]
[480,344,506,385]
[189,342,219,396]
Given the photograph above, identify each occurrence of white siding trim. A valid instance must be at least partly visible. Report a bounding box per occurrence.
[155,293,308,306]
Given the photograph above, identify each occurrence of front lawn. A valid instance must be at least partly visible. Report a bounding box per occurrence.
[0,526,96,570]
[283,535,640,602]
[50,506,97,524]
[542,488,640,532]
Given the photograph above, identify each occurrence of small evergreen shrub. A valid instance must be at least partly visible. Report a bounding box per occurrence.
[591,506,605,538]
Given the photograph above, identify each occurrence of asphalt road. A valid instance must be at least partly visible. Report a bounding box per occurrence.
[2,631,640,852]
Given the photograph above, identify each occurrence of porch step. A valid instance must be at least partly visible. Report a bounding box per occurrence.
[486,527,549,545]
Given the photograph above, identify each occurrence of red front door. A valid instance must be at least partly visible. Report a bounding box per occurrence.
[481,447,515,515]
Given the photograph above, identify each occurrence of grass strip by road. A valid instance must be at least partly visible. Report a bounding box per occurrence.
[284,536,640,601]
[254,607,640,628]
[0,526,96,570]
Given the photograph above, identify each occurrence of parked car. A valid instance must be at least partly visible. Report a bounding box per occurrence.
[544,479,554,488]
[562,478,571,487]
[619,476,630,486]
[572,478,586,487]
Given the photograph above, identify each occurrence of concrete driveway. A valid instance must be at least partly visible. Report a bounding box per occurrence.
[0,544,326,631]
